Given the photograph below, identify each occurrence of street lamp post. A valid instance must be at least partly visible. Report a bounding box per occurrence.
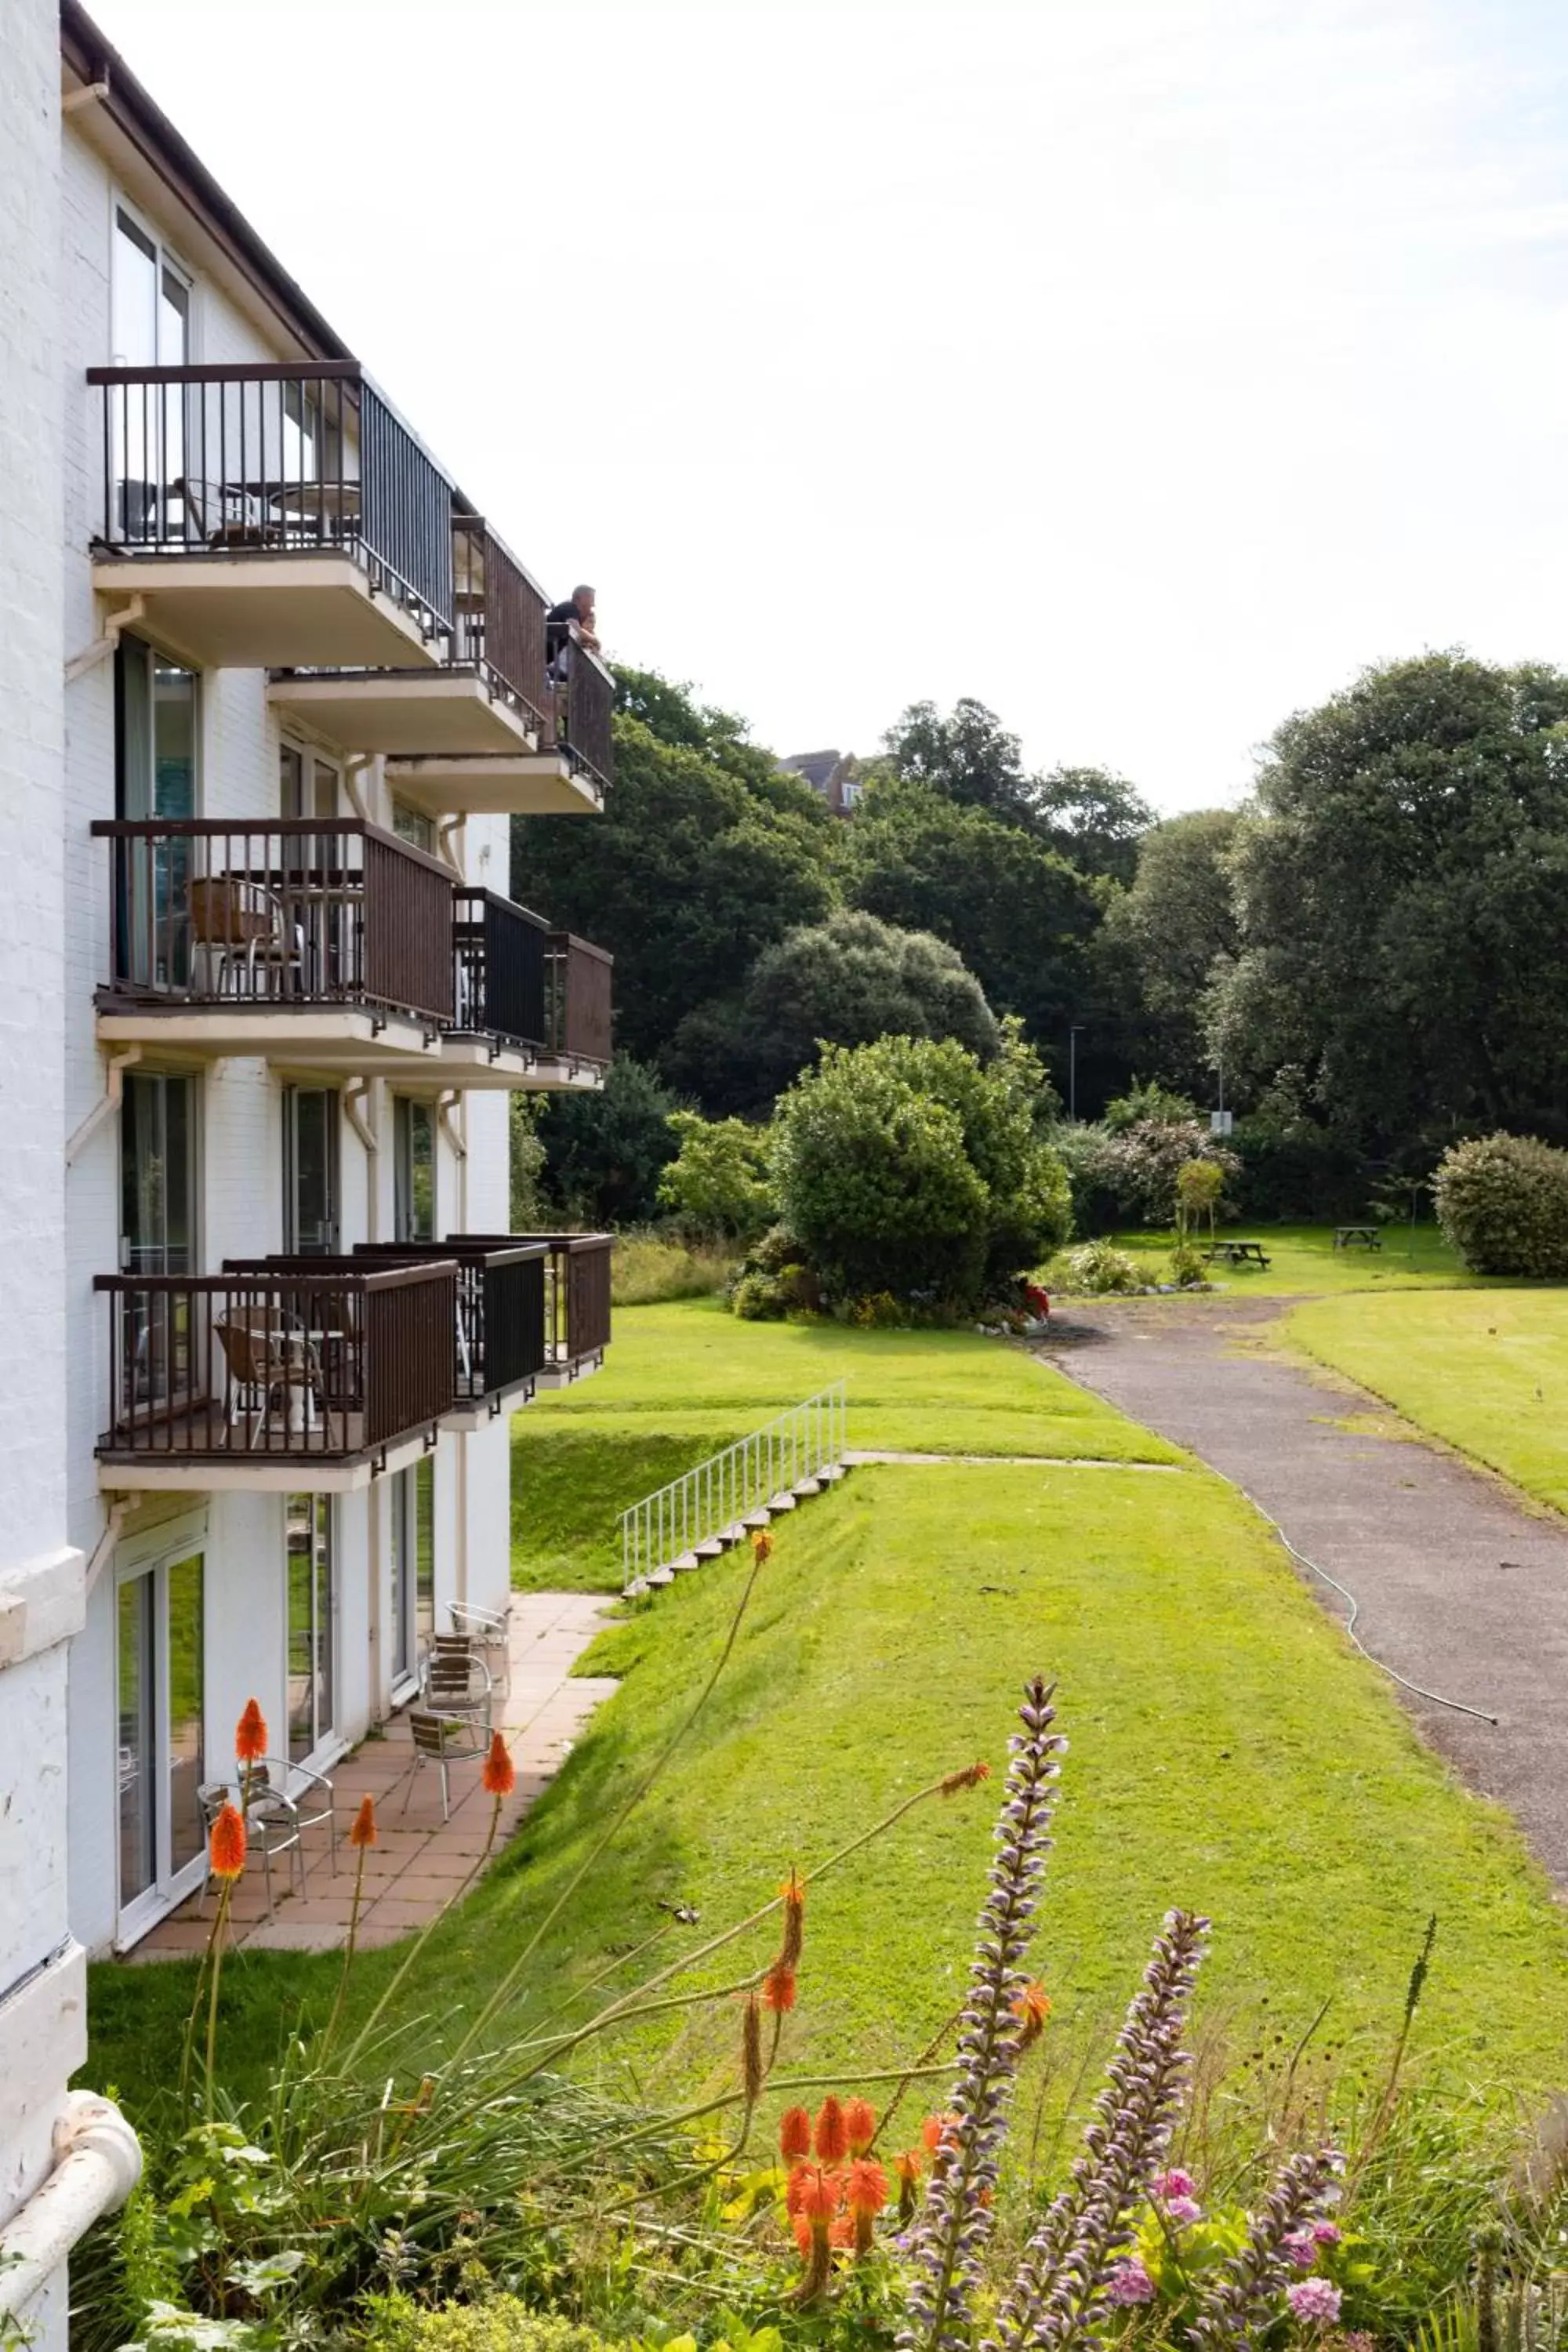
[1069,1025,1083,1122]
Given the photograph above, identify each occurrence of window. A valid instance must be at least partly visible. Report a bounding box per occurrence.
[286,1495,336,1761]
[117,1542,205,1927]
[391,800,437,856]
[279,746,339,821]
[390,1457,435,1686]
[283,1088,340,1254]
[114,636,198,991]
[122,1071,196,1278]
[394,1098,435,1242]
[111,205,191,533]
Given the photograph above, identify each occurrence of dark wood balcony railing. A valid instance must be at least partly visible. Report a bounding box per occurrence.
[92,818,456,1025]
[352,1240,546,1406]
[452,521,549,734]
[455,1232,612,1372]
[86,363,456,637]
[95,1258,456,1466]
[453,890,548,1047]
[546,932,613,1066]
[552,644,615,789]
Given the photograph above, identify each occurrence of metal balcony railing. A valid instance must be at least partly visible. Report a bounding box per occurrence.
[452,521,550,734]
[551,644,615,789]
[92,817,457,1024]
[87,362,456,638]
[94,1258,457,1466]
[454,1232,612,1374]
[546,932,613,1066]
[352,1240,546,1407]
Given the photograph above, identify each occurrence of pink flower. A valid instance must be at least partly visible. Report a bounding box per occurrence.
[1287,2278,1342,2324]
[1312,2220,1342,2246]
[1282,2230,1318,2270]
[1108,2259,1156,2306]
[1152,2168,1196,2200]
[1164,2194,1203,2226]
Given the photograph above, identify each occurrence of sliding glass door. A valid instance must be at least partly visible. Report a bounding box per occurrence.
[389,1457,435,1689]
[117,1542,206,1937]
[286,1495,336,1762]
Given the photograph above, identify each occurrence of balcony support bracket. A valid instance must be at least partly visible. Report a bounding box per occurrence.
[66,1045,141,1167]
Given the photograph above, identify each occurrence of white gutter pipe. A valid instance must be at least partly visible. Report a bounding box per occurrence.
[64,594,143,685]
[65,1047,141,1167]
[0,2092,142,2323]
[344,1080,379,1243]
[84,1500,131,1601]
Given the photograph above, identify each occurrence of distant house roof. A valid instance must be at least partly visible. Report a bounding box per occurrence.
[780,749,861,815]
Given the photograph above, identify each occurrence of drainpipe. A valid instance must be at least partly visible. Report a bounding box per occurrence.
[65,1047,140,1168]
[455,1424,468,1606]
[64,595,144,686]
[343,754,376,825]
[436,1091,468,1229]
[0,2092,142,2326]
[83,1500,131,1601]
[344,1080,379,1242]
[62,75,113,116]
[437,815,466,877]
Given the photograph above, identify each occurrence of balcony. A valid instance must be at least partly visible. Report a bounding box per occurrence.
[92,817,456,1068]
[385,636,615,817]
[93,1258,457,1490]
[88,364,454,670]
[352,1240,547,1425]
[446,894,612,1087]
[455,1232,612,1382]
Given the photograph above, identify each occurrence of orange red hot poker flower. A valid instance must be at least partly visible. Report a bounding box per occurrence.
[779,2105,811,2162]
[348,1795,377,1849]
[481,1730,516,1797]
[844,2096,877,2156]
[208,1801,247,1881]
[777,1867,805,1969]
[234,1699,267,1764]
[762,1962,797,2014]
[815,2096,848,2164]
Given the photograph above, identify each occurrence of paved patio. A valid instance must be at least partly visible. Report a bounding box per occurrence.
[130,1592,617,1962]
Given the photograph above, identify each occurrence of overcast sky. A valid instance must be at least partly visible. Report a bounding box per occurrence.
[89,0,1568,811]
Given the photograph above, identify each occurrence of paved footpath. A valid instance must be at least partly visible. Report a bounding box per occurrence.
[1042,1298,1568,1889]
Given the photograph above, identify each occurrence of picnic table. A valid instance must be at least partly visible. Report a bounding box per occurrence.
[1333,1225,1382,1251]
[1205,1240,1272,1269]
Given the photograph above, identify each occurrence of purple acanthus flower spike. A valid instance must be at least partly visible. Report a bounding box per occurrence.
[898,1678,1065,2352]
[986,1907,1209,2352]
[1189,2146,1344,2347]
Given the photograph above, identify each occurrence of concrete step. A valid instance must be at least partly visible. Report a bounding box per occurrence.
[819,1461,848,1483]
[742,1510,774,1530]
[767,1490,798,1512]
[792,1477,823,1498]
[671,1550,702,1573]
[648,1566,677,1587]
[622,1577,650,1599]
[694,1537,729,1560]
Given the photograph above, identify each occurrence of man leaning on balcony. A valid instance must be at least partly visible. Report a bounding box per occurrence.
[546,584,601,683]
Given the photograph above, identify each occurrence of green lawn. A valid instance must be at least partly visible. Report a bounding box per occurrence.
[513,1299,1178,1592]
[90,1447,1568,2128]
[1047,1222,1486,1298]
[1290,1290,1568,1515]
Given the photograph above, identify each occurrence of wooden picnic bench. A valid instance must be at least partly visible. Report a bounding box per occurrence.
[1333,1225,1381,1251]
[1205,1240,1272,1269]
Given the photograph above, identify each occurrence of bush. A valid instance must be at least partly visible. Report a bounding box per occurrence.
[731,1269,788,1320]
[611,1232,734,1305]
[771,1035,1070,1310]
[1063,1240,1144,1294]
[656,1112,775,1240]
[1434,1131,1568,1276]
[374,2300,612,2352]
[538,1055,684,1226]
[1167,1239,1209,1288]
[1054,1118,1237,1235]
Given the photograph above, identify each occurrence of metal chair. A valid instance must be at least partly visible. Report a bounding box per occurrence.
[252,1755,337,1884]
[400,1710,490,1824]
[197,1778,303,1920]
[188,877,299,1000]
[418,1645,494,1732]
[448,1601,510,1692]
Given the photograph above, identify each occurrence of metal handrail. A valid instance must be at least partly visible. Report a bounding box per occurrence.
[619,1381,847,1589]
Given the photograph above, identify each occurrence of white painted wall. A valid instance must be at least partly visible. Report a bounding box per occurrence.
[0,5,96,2343]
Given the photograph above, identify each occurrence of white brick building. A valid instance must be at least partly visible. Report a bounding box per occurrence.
[0,6,615,2329]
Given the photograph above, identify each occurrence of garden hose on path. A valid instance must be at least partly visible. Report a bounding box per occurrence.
[1226,1474,1500,1727]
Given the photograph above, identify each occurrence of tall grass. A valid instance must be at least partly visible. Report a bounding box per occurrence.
[612,1231,735,1306]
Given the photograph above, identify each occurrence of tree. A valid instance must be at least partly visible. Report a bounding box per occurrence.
[845,778,1102,1055]
[666,909,1000,1113]
[771,1034,1071,1308]
[879,698,1041,829]
[1098,811,1240,1099]
[1034,764,1155,886]
[535,1053,684,1226]
[513,670,839,1080]
[656,1112,775,1240]
[1208,653,1568,1153]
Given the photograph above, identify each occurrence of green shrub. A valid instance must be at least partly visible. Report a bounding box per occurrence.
[1054,1117,1236,1235]
[657,1112,775,1240]
[539,1056,684,1225]
[1167,1239,1208,1288]
[731,1269,788,1320]
[772,1035,1070,1310]
[372,2296,613,2352]
[1063,1240,1144,1294]
[1433,1131,1568,1276]
[611,1232,735,1305]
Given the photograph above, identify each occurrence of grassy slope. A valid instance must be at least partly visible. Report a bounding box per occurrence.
[92,1452,1568,2121]
[1290,1290,1568,1515]
[1047,1222,1488,1298]
[512,1300,1179,1592]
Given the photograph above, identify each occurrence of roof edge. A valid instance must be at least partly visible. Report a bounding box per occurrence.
[60,0,354,364]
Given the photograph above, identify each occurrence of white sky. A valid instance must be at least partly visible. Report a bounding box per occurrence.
[88,0,1568,811]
